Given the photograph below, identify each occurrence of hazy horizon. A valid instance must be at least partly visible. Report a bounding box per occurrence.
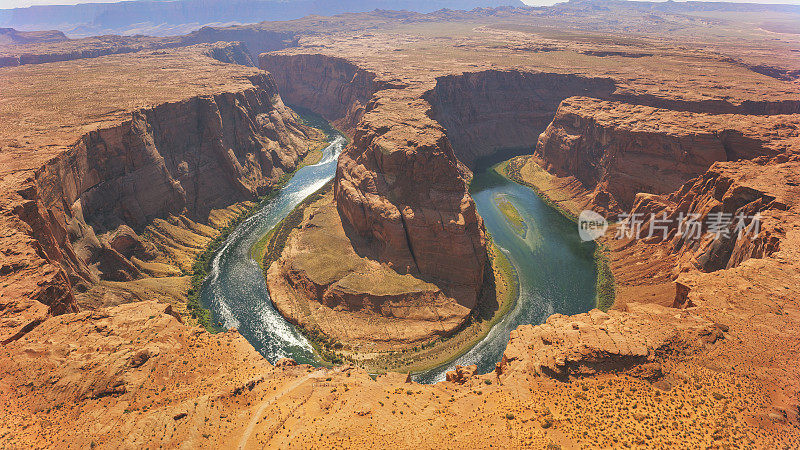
[2,0,800,11]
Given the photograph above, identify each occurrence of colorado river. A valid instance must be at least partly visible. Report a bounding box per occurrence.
[412,162,597,383]
[203,131,596,379]
[203,133,346,365]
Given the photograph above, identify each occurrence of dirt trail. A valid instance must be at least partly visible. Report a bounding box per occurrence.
[238,370,325,449]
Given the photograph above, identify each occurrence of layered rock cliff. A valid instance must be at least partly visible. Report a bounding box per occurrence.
[424,69,800,172]
[628,159,795,279]
[40,72,311,227]
[1,64,321,342]
[260,53,382,133]
[611,92,800,116]
[182,26,298,62]
[424,70,616,167]
[534,97,794,213]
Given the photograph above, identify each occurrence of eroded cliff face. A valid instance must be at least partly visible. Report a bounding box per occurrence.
[0,179,79,344]
[1,71,320,342]
[628,160,794,280]
[200,41,255,66]
[423,69,800,173]
[260,53,386,133]
[0,37,184,68]
[611,92,800,116]
[42,73,311,227]
[424,70,616,167]
[498,303,722,379]
[183,27,298,62]
[534,97,795,213]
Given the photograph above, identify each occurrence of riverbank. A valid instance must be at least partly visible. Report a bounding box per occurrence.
[248,114,348,266]
[186,180,317,330]
[365,240,519,374]
[503,155,585,220]
[186,110,331,330]
[186,195,279,330]
[501,156,616,311]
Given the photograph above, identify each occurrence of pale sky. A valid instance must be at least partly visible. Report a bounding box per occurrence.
[1,0,800,10]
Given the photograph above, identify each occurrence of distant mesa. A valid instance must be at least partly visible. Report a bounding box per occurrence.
[0,0,527,37]
[0,27,66,44]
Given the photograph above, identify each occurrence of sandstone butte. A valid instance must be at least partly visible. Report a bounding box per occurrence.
[1,3,800,448]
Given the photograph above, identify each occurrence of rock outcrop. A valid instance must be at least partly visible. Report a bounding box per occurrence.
[445,364,478,383]
[628,159,797,277]
[498,305,720,379]
[0,182,79,344]
[266,191,474,349]
[0,27,67,45]
[334,88,488,309]
[182,26,298,61]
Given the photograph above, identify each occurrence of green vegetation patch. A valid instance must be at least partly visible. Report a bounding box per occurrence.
[501,157,579,223]
[594,243,615,312]
[493,194,528,238]
[249,224,274,266]
[297,147,324,169]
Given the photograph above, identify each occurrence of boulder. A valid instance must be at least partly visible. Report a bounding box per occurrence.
[446,364,478,384]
